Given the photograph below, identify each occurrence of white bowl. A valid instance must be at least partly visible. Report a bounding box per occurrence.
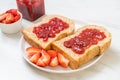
[0,11,22,34]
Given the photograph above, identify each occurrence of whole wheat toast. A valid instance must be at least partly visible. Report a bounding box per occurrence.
[22,15,75,50]
[52,25,112,69]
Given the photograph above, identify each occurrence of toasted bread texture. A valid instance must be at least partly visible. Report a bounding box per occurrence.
[52,25,112,69]
[22,15,75,50]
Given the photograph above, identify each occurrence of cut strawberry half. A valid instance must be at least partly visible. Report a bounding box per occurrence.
[36,49,50,67]
[6,9,18,16]
[26,47,41,58]
[0,13,8,22]
[36,57,46,67]
[58,53,69,68]
[3,13,15,24]
[14,14,20,22]
[47,50,57,58]
[41,49,51,65]
[49,56,58,67]
[29,53,40,64]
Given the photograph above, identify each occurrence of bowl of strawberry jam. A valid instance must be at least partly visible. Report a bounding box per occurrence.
[0,9,22,34]
[16,0,45,21]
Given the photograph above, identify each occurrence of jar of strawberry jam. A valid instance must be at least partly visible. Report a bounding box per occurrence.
[16,0,45,21]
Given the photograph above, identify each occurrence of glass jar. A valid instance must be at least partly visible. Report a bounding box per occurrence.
[16,0,45,21]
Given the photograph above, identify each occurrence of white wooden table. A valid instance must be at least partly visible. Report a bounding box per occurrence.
[0,0,120,80]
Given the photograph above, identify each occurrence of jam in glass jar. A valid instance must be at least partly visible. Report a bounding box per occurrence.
[16,0,45,21]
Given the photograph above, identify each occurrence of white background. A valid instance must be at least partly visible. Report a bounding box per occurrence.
[0,0,120,80]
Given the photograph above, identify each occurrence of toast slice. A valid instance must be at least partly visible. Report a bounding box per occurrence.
[52,25,112,69]
[22,15,75,50]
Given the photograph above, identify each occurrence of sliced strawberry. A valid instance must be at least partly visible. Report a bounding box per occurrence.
[4,13,14,24]
[29,53,40,64]
[49,56,58,67]
[0,13,8,22]
[26,47,41,58]
[36,49,50,67]
[58,53,69,68]
[14,14,20,22]
[47,50,57,58]
[36,58,46,67]
[41,49,50,65]
[6,9,18,16]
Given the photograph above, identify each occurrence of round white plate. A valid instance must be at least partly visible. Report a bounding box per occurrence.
[20,20,104,73]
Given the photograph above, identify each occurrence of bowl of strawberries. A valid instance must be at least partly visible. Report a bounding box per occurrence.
[0,9,22,34]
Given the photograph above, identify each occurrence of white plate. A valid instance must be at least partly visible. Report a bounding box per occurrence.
[19,20,104,73]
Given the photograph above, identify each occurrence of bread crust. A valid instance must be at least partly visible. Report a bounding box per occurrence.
[22,15,75,50]
[52,25,112,69]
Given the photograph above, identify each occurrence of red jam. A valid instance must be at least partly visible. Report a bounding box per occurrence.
[64,29,106,54]
[16,0,45,21]
[33,17,69,41]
